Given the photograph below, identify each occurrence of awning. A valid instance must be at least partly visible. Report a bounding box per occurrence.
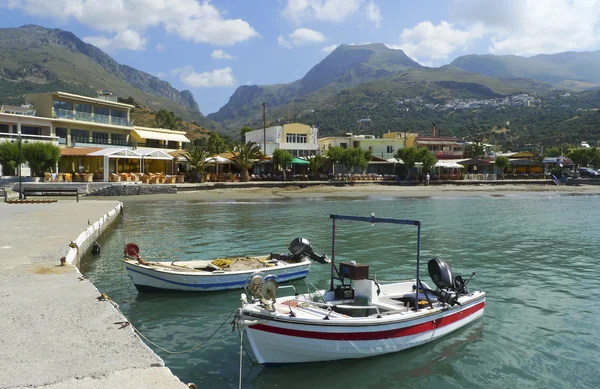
[60,147,103,156]
[291,157,309,165]
[132,128,190,143]
[88,148,142,158]
[136,148,174,160]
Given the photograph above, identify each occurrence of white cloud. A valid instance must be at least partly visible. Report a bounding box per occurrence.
[289,28,326,45]
[170,66,236,88]
[155,43,166,51]
[282,0,361,23]
[211,49,236,60]
[452,0,600,56]
[278,35,293,49]
[5,0,259,48]
[321,44,339,54]
[389,21,484,63]
[83,29,147,52]
[365,1,381,28]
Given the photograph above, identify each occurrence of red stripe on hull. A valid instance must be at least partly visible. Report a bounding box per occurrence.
[250,300,485,341]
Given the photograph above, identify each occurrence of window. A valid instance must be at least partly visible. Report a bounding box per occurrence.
[22,126,41,136]
[71,129,89,143]
[56,127,67,145]
[94,106,109,116]
[53,100,73,111]
[92,131,108,144]
[286,133,307,143]
[386,146,394,153]
[111,109,127,118]
[0,124,8,133]
[111,133,126,145]
[75,104,91,113]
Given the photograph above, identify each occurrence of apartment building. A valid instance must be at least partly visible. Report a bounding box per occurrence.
[0,91,190,180]
[319,133,407,159]
[244,123,319,157]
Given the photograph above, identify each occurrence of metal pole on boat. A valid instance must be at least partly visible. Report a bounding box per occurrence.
[415,221,421,312]
[330,216,336,291]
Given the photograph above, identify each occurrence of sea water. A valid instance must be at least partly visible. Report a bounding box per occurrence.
[81,193,600,389]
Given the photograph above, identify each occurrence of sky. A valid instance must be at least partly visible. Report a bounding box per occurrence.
[1,0,600,114]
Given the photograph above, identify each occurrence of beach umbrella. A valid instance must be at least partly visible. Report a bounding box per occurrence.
[205,156,233,175]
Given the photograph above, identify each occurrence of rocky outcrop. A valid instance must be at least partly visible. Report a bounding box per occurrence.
[87,184,177,196]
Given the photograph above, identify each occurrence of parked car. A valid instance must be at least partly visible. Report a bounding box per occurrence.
[578,167,600,178]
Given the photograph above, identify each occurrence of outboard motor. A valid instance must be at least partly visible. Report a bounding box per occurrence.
[288,238,330,264]
[427,257,472,307]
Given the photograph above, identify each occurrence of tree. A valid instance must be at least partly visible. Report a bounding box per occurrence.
[418,148,436,174]
[207,132,226,154]
[183,145,211,182]
[0,141,19,176]
[568,148,592,169]
[495,156,510,179]
[233,142,263,182]
[155,109,182,130]
[272,148,293,180]
[21,142,61,177]
[342,148,372,173]
[308,155,326,178]
[543,147,562,158]
[395,147,419,180]
[326,146,346,175]
[240,126,254,142]
[463,140,486,159]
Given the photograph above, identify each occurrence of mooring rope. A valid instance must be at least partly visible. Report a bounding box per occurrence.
[107,297,237,355]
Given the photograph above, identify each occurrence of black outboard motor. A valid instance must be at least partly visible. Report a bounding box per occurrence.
[288,238,330,264]
[427,257,471,306]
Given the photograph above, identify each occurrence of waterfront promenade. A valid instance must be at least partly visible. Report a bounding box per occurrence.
[0,201,186,389]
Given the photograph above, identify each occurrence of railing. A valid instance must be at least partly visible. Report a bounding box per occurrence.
[0,133,59,144]
[435,151,463,157]
[54,109,133,127]
[67,137,182,150]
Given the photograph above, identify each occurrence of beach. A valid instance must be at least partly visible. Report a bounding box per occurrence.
[114,183,600,202]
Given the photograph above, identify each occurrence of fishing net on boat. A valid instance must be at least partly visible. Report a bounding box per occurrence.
[211,257,273,271]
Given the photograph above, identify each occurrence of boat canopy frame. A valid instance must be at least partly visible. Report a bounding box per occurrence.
[329,214,423,312]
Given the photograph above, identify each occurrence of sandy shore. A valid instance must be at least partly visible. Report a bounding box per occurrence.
[114,183,600,202]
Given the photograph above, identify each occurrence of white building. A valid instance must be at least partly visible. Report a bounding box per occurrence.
[244,123,320,157]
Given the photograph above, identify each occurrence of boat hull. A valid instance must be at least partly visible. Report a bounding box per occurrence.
[244,297,485,366]
[124,262,311,292]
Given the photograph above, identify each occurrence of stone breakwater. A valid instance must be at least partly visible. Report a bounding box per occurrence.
[88,184,177,196]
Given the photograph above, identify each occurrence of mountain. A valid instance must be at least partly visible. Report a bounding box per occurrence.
[208,43,556,132]
[0,25,218,130]
[449,51,600,88]
[207,43,423,127]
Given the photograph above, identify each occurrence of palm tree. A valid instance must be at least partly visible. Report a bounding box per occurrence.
[183,145,211,182]
[232,141,263,182]
[308,155,326,178]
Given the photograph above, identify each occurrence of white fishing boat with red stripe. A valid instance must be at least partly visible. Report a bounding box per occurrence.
[236,214,486,366]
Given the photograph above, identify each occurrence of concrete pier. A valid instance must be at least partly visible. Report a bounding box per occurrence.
[0,201,187,389]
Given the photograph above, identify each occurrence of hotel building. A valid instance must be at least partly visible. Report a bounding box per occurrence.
[0,91,190,181]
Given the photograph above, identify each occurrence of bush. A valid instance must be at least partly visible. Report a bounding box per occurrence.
[21,142,61,177]
[0,141,19,176]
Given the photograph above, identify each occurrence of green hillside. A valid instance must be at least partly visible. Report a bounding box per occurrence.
[0,25,219,131]
[449,51,600,87]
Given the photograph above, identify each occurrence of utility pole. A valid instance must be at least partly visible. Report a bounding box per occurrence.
[262,102,266,155]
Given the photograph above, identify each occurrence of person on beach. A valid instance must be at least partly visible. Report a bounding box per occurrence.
[426,173,430,186]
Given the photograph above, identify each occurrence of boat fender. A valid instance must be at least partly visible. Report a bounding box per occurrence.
[92,241,101,255]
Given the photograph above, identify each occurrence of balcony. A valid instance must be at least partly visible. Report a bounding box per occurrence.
[0,132,59,145]
[69,137,182,150]
[54,109,133,127]
[435,150,464,158]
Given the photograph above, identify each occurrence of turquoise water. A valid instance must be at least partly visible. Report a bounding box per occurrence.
[81,193,600,389]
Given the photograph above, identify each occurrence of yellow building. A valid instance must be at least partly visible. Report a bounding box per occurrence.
[319,133,407,159]
[0,91,190,181]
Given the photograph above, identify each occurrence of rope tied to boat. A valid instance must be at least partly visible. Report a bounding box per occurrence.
[101,292,238,355]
